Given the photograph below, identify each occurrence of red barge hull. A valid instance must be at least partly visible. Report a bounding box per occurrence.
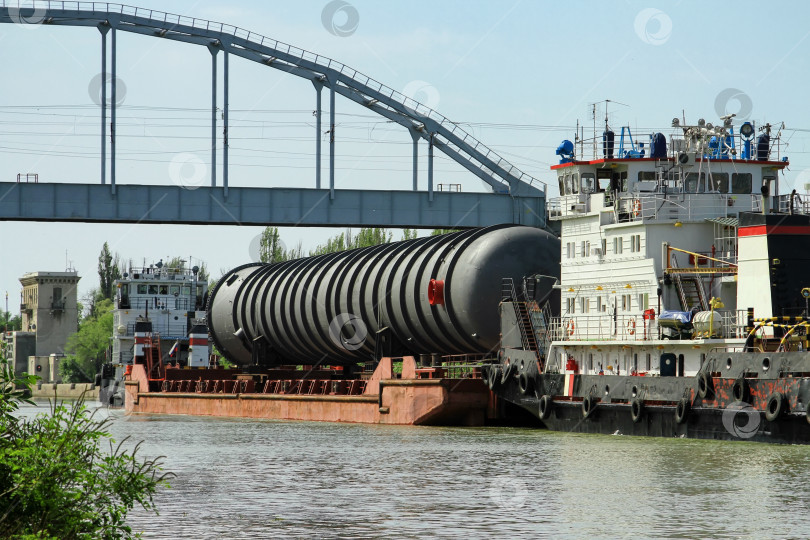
[125,357,493,426]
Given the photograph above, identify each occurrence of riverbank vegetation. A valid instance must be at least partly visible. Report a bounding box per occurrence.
[0,342,172,539]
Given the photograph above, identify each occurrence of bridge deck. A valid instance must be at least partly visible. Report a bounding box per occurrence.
[0,182,545,228]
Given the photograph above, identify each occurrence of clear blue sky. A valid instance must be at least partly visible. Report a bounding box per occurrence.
[2,0,810,308]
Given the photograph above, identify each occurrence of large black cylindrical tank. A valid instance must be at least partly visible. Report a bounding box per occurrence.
[208,225,560,365]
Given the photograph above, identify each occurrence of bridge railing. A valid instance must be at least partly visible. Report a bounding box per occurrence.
[1,0,545,192]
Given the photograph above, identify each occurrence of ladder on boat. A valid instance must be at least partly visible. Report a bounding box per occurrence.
[501,278,544,357]
[144,333,165,381]
[670,255,708,311]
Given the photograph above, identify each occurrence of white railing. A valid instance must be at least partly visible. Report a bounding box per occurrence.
[551,315,660,342]
[551,310,749,342]
[0,0,545,191]
[617,193,760,223]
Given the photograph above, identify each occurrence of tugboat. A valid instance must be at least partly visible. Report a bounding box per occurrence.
[486,110,810,442]
[98,260,209,406]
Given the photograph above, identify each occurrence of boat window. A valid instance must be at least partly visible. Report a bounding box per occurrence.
[684,172,706,193]
[558,175,565,195]
[170,285,180,296]
[597,169,612,192]
[159,285,168,295]
[564,174,572,195]
[137,284,147,295]
[732,173,752,194]
[638,171,656,182]
[182,285,191,296]
[709,172,729,193]
[645,353,651,371]
[148,285,159,295]
[572,173,579,193]
[581,173,595,193]
[614,237,623,255]
[620,172,628,192]
[579,297,589,313]
[566,298,575,314]
[580,241,586,257]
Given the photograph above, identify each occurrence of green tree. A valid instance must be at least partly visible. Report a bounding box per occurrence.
[258,227,288,263]
[309,231,349,256]
[98,242,122,301]
[350,228,392,249]
[430,228,460,236]
[0,311,21,332]
[0,344,172,539]
[309,228,392,256]
[402,228,418,241]
[61,298,114,383]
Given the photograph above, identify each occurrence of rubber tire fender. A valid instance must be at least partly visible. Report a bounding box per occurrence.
[488,366,500,390]
[630,397,644,423]
[675,397,690,424]
[500,362,516,385]
[518,372,533,395]
[765,392,785,422]
[732,377,749,402]
[582,395,596,419]
[539,394,553,420]
[697,372,712,399]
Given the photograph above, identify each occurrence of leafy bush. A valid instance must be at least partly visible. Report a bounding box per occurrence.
[0,343,172,539]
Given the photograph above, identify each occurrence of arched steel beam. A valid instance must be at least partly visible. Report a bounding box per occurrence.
[0,2,544,197]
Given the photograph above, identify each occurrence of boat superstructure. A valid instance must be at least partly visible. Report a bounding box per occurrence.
[487,112,810,442]
[100,261,209,405]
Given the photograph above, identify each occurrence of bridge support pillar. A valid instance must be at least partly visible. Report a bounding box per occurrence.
[329,85,335,200]
[428,134,434,202]
[410,129,419,191]
[223,49,229,197]
[97,24,109,186]
[110,27,117,195]
[208,44,219,188]
[312,80,323,190]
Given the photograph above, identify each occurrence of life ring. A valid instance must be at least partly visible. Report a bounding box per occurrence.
[582,395,596,419]
[567,319,575,336]
[675,397,690,424]
[732,376,749,402]
[765,392,784,422]
[697,372,712,399]
[539,395,553,420]
[630,397,644,423]
[633,199,641,217]
[627,318,636,335]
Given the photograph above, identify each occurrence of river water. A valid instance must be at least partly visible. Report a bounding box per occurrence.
[16,402,810,539]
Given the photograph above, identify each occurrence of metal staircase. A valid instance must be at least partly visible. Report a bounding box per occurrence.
[144,333,165,381]
[670,255,708,311]
[501,278,540,356]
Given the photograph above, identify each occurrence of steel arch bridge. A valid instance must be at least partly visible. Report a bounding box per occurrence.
[0,1,547,229]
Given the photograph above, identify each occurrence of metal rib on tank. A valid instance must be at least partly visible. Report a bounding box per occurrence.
[208,225,560,366]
